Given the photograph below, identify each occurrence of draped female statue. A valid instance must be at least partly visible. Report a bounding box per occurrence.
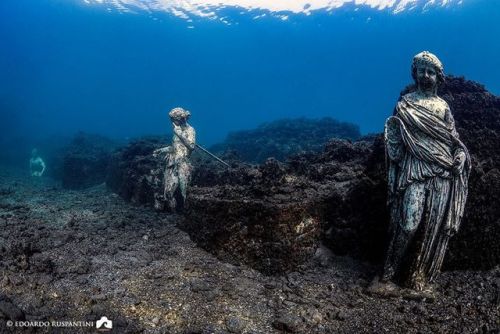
[376,51,471,295]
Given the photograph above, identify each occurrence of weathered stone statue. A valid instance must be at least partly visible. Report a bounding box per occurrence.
[153,107,196,211]
[375,51,471,295]
[30,149,46,177]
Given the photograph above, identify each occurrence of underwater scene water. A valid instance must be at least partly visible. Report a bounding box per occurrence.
[1,0,499,152]
[0,1,499,333]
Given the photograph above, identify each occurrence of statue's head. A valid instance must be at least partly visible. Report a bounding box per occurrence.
[31,148,38,158]
[411,51,445,93]
[169,107,191,125]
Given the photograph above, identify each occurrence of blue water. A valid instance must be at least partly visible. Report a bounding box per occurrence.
[0,0,499,150]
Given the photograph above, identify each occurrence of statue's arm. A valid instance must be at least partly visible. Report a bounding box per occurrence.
[385,116,404,163]
[446,108,467,173]
[186,128,196,151]
[445,107,460,139]
[174,126,196,151]
[154,146,172,153]
[153,146,173,158]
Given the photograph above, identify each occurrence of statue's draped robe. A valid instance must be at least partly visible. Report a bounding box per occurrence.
[383,95,471,289]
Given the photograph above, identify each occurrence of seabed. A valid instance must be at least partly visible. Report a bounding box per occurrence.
[0,166,498,333]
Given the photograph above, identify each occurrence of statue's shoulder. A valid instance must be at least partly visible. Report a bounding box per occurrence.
[401,91,418,101]
[397,91,419,107]
[400,92,450,110]
[394,92,417,111]
[435,95,451,109]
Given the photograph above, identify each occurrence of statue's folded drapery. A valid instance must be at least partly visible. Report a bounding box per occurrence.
[383,96,471,289]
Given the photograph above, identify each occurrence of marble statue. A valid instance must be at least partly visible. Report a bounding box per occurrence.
[153,107,196,211]
[30,149,46,177]
[375,51,471,295]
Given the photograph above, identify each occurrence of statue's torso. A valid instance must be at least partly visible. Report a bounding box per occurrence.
[396,92,454,189]
[30,157,44,169]
[172,125,195,161]
[404,91,449,121]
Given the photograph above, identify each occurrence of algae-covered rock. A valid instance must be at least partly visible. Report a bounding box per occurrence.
[210,117,361,163]
[106,137,166,205]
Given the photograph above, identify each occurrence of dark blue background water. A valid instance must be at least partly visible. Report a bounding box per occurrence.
[1,0,499,152]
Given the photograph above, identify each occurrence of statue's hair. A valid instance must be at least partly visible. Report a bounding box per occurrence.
[169,107,191,121]
[411,51,445,85]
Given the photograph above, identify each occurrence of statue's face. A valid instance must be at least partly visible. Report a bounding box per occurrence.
[172,118,185,126]
[415,64,437,92]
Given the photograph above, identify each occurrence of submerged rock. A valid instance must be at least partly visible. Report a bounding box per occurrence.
[210,117,361,163]
[184,138,386,274]
[437,76,500,270]
[0,295,25,321]
[185,162,323,275]
[106,137,167,205]
[287,136,388,262]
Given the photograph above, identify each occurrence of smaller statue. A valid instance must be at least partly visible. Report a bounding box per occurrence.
[154,107,196,211]
[30,149,46,177]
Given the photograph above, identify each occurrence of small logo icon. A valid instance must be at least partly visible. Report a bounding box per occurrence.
[96,316,113,331]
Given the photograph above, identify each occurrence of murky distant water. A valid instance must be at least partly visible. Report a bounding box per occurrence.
[0,0,499,150]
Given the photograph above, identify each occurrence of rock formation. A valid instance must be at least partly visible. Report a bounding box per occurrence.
[106,137,167,204]
[210,117,361,163]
